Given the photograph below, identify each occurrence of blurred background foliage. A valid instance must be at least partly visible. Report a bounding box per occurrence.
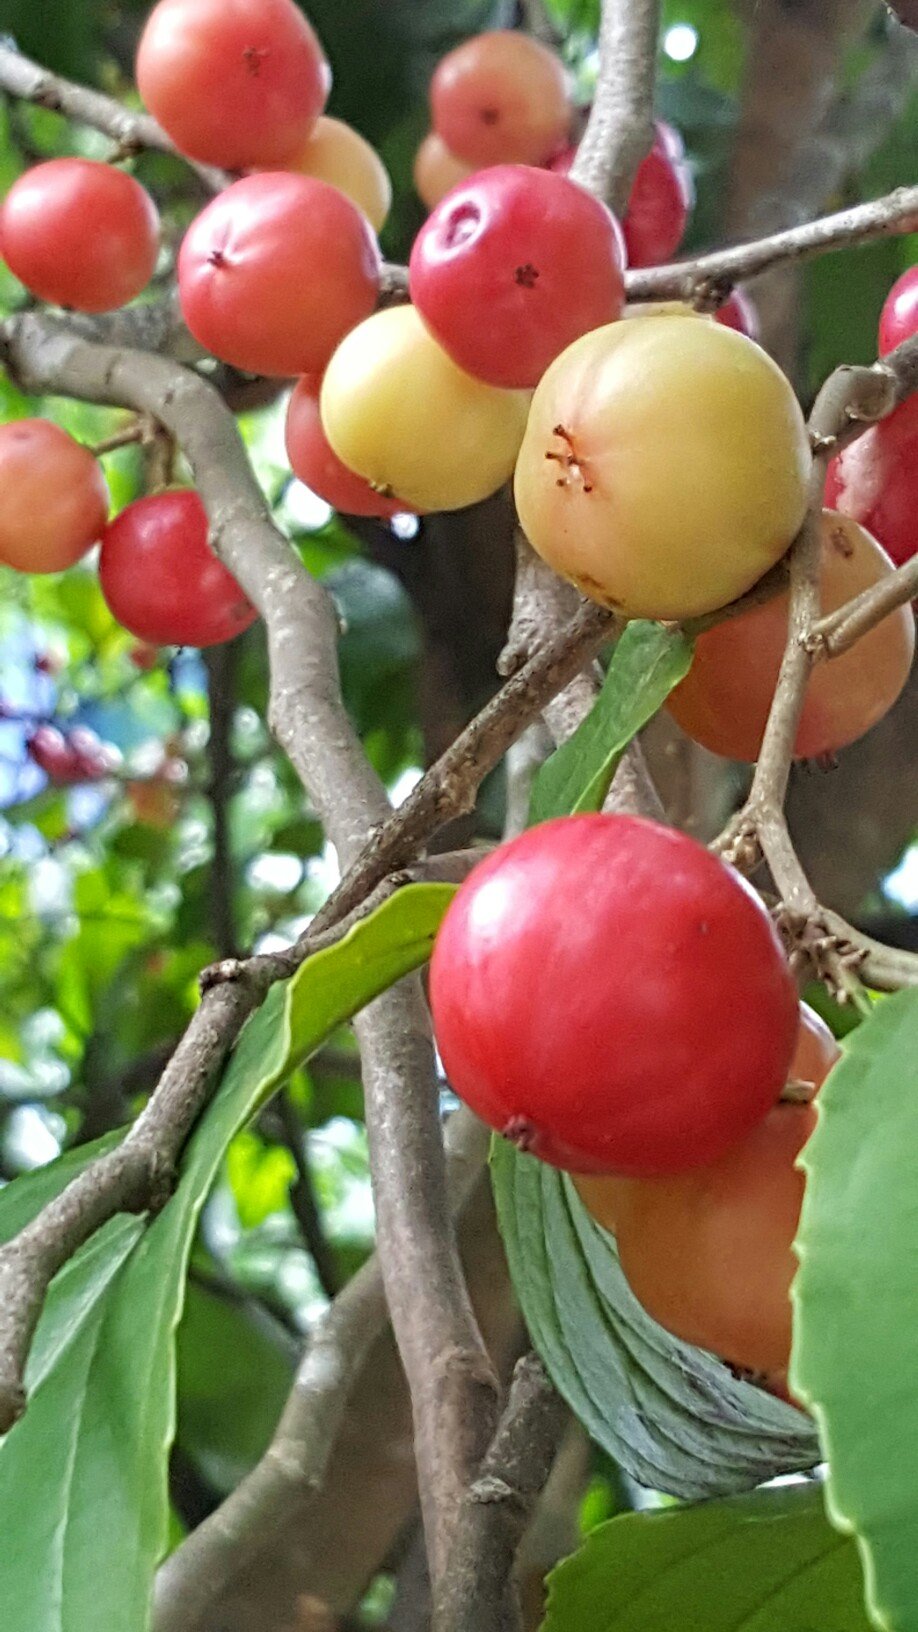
[0,0,915,1618]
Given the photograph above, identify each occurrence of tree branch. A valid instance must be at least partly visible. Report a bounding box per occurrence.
[713,333,918,995]
[0,39,226,189]
[807,552,918,656]
[432,1355,569,1632]
[204,642,240,960]
[570,0,660,212]
[153,1109,491,1632]
[626,183,918,304]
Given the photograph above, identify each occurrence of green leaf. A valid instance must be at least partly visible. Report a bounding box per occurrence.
[226,1129,297,1228]
[175,1280,295,1496]
[491,1139,819,1500]
[542,1483,871,1632]
[0,882,454,1632]
[528,623,693,825]
[791,989,918,1632]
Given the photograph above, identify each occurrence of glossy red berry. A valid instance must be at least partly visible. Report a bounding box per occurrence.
[716,288,760,341]
[409,164,625,389]
[98,490,257,648]
[0,420,109,573]
[622,140,693,267]
[0,159,159,313]
[136,0,330,170]
[550,122,692,267]
[824,394,918,569]
[178,173,381,378]
[285,376,415,517]
[878,265,918,354]
[430,31,570,168]
[430,814,798,1177]
[28,724,115,784]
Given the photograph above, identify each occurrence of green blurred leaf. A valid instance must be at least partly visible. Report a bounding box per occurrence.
[175,1280,295,1495]
[542,1483,870,1632]
[0,881,454,1632]
[226,1129,296,1228]
[491,1140,818,1499]
[529,623,693,825]
[792,989,918,1632]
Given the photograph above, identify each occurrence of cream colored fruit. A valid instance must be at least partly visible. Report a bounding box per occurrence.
[320,305,531,513]
[514,315,812,621]
[413,132,474,210]
[286,116,391,230]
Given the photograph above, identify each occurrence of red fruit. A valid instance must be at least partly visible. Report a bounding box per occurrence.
[430,31,570,168]
[550,121,692,268]
[136,0,330,170]
[178,173,381,377]
[98,490,257,648]
[667,510,915,762]
[430,814,798,1176]
[590,1100,816,1374]
[878,265,918,355]
[27,724,113,784]
[716,288,760,341]
[0,420,108,573]
[622,142,693,268]
[825,394,918,569]
[409,164,626,389]
[0,159,159,313]
[285,376,414,517]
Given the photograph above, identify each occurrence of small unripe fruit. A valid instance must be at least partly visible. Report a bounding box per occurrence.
[430,31,570,168]
[0,159,159,313]
[0,420,109,573]
[280,116,391,231]
[514,315,811,620]
[430,814,798,1176]
[136,0,331,169]
[320,305,530,513]
[667,511,915,762]
[414,133,475,210]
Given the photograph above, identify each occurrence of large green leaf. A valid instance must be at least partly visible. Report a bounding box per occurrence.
[175,1280,296,1497]
[0,882,454,1632]
[791,989,918,1632]
[541,1483,871,1631]
[491,1141,819,1500]
[528,622,693,825]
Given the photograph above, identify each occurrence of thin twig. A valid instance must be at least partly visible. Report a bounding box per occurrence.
[275,1091,341,1300]
[807,551,918,657]
[625,183,918,302]
[153,1110,491,1632]
[432,1356,569,1632]
[0,39,226,189]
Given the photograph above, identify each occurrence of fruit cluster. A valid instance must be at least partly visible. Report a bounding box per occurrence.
[0,0,913,773]
[430,813,840,1383]
[0,0,913,1406]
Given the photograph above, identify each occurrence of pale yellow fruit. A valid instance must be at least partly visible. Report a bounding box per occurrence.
[413,132,474,211]
[286,116,391,230]
[513,315,811,621]
[320,305,531,513]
